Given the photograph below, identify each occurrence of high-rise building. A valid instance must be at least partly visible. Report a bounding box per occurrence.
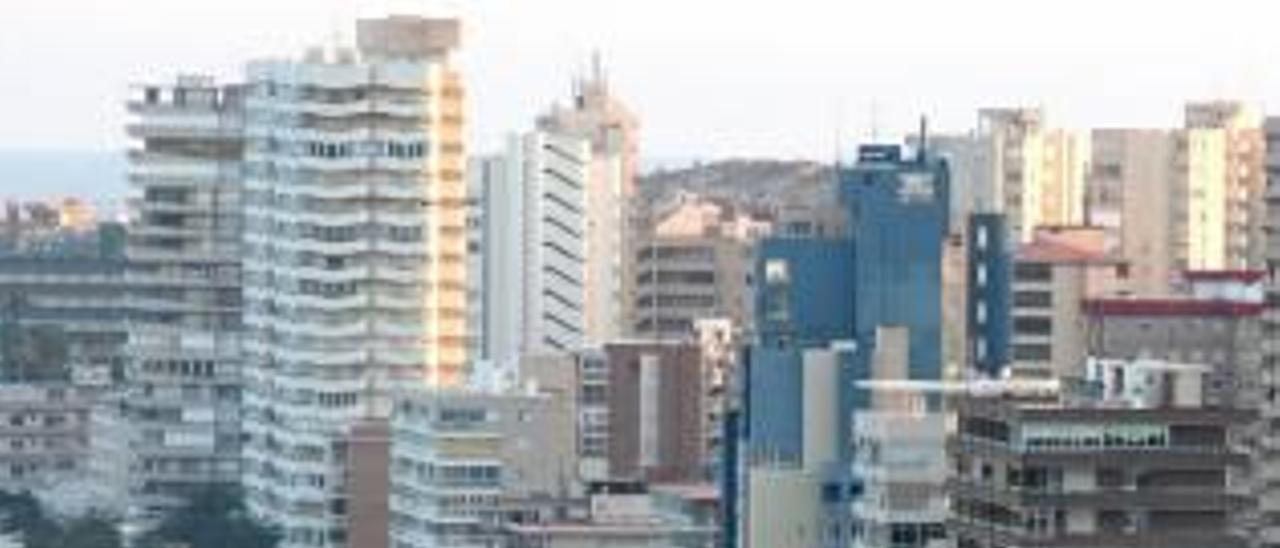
[1087,129,1178,294]
[473,131,589,365]
[1178,101,1265,271]
[121,75,245,518]
[1262,116,1280,547]
[734,142,950,548]
[239,16,467,547]
[965,213,1012,377]
[978,108,1089,243]
[630,194,767,339]
[537,57,639,347]
[1085,106,1264,295]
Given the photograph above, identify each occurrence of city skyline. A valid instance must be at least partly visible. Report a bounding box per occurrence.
[1,0,1279,163]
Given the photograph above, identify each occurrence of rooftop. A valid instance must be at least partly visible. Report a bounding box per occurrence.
[1085,298,1265,317]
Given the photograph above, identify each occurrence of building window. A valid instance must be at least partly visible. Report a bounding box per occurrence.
[1013,344,1052,361]
[1014,291,1052,308]
[1015,317,1053,335]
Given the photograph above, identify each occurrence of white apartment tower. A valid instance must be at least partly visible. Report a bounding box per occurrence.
[537,58,639,347]
[240,16,467,548]
[476,132,590,365]
[122,76,245,518]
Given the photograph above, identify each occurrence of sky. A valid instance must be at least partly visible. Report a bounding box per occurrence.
[1,0,1279,167]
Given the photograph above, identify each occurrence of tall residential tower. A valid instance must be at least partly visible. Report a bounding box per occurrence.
[537,58,639,346]
[121,76,245,518]
[240,16,467,548]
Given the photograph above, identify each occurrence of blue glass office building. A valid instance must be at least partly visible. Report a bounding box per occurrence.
[967,212,1011,377]
[723,143,951,547]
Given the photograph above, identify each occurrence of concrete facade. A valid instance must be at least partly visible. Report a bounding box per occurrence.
[630,195,766,339]
[1088,128,1179,295]
[603,341,705,484]
[474,131,590,365]
[121,75,245,519]
[239,17,468,547]
[949,370,1255,548]
[1263,116,1280,548]
[388,382,577,548]
[537,60,639,349]
[1010,233,1119,378]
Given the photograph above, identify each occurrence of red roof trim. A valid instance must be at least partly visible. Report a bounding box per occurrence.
[1085,298,1264,317]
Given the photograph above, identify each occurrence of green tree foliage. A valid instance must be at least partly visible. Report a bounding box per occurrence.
[0,491,120,548]
[139,487,280,548]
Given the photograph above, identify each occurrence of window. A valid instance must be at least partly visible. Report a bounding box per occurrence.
[1015,262,1053,282]
[1013,344,1052,361]
[1014,291,1052,308]
[765,259,790,284]
[1015,317,1053,335]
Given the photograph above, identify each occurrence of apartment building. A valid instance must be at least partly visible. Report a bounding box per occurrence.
[388,381,576,548]
[503,484,717,548]
[949,361,1255,548]
[602,341,706,484]
[1010,229,1125,378]
[0,384,94,493]
[121,75,245,518]
[1178,102,1266,271]
[1084,271,1265,408]
[0,226,126,379]
[473,131,590,366]
[1088,129,1179,295]
[1264,116,1280,548]
[239,16,468,548]
[978,108,1088,243]
[537,58,640,347]
[630,194,767,339]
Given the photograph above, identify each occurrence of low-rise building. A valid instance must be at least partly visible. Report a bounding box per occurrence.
[949,360,1255,548]
[0,224,126,378]
[389,378,577,548]
[1084,271,1265,408]
[1011,228,1126,378]
[503,483,717,548]
[602,341,705,484]
[0,384,94,493]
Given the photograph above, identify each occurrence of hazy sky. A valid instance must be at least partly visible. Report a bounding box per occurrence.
[2,0,1279,161]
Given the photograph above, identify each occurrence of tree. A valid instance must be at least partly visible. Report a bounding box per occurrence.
[140,487,280,548]
[60,514,121,548]
[0,491,120,548]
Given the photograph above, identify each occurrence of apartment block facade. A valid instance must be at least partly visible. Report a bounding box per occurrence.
[389,385,576,548]
[630,195,766,339]
[473,131,589,365]
[950,372,1255,548]
[239,16,467,547]
[537,61,639,347]
[121,75,245,518]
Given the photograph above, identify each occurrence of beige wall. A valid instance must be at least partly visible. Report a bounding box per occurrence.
[746,468,823,548]
[1089,129,1178,296]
